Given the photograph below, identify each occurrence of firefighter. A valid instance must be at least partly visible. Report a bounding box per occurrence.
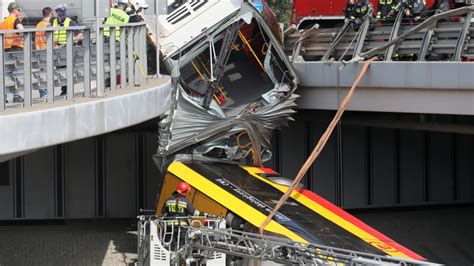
[344,0,356,21]
[0,2,24,103]
[161,182,207,221]
[400,0,426,22]
[376,0,400,23]
[161,182,215,250]
[351,0,376,31]
[104,0,130,42]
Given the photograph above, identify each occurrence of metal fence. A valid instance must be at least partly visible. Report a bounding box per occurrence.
[0,22,149,111]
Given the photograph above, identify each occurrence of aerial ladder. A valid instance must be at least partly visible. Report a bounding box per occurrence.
[137,216,440,266]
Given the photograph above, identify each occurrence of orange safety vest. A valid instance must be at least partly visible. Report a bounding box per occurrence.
[35,20,50,50]
[0,15,24,49]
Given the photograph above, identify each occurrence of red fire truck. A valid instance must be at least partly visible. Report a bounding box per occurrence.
[289,0,467,28]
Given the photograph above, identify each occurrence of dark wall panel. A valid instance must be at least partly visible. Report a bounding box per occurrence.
[65,139,96,219]
[0,161,13,219]
[105,134,137,218]
[145,133,162,210]
[310,123,337,204]
[371,128,397,207]
[455,134,474,202]
[280,120,306,179]
[23,148,55,219]
[342,125,367,209]
[428,132,454,203]
[399,130,425,205]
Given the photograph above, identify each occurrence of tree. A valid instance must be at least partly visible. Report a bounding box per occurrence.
[266,0,293,27]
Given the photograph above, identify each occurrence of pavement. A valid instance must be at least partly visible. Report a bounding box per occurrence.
[0,220,137,266]
[0,205,473,265]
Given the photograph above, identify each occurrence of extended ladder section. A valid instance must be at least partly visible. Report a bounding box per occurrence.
[138,216,440,266]
[286,6,474,62]
[186,226,440,265]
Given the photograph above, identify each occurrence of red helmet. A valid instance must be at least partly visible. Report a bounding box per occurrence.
[176,182,191,196]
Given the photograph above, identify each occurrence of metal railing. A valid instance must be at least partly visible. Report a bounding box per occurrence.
[0,22,149,111]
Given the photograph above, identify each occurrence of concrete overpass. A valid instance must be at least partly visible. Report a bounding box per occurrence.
[293,61,474,116]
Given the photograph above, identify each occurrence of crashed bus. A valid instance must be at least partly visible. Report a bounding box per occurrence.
[136,1,432,265]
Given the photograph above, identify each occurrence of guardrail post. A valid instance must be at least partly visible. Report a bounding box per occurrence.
[120,27,127,88]
[46,31,54,103]
[84,29,91,97]
[110,27,117,90]
[24,32,32,107]
[97,26,105,97]
[133,25,140,85]
[128,26,135,87]
[141,25,147,82]
[0,33,5,111]
[66,30,74,100]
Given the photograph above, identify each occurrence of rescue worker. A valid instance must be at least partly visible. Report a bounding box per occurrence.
[127,0,158,75]
[35,7,53,50]
[52,5,84,47]
[35,7,53,98]
[104,0,130,42]
[351,0,376,31]
[400,0,426,22]
[52,5,84,96]
[161,182,215,251]
[127,0,149,22]
[376,0,400,23]
[0,2,24,103]
[344,0,356,21]
[161,182,207,220]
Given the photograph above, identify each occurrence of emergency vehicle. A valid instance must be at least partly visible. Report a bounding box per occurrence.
[289,0,469,28]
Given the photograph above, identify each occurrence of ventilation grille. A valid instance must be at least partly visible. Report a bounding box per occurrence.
[166,0,211,25]
[153,244,168,261]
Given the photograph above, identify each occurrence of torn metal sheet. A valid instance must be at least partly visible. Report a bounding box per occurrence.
[157,2,299,168]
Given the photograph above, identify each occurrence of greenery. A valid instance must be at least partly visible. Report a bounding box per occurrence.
[266,0,293,27]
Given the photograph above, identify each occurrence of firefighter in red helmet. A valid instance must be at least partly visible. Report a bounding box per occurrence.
[161,182,206,221]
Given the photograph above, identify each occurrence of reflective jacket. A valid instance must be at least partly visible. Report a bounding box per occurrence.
[0,15,23,49]
[52,17,71,45]
[354,2,373,18]
[35,20,50,50]
[104,8,130,41]
[378,0,400,19]
[162,193,201,217]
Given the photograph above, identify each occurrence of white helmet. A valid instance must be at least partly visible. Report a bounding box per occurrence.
[131,0,149,9]
[117,0,128,5]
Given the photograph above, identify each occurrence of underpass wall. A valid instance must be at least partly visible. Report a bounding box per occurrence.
[269,110,474,209]
[0,129,162,220]
[1,110,473,220]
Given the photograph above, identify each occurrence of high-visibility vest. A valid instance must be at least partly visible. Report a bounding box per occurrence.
[35,20,50,50]
[0,15,24,49]
[379,0,393,5]
[52,17,71,45]
[355,5,369,15]
[104,8,129,41]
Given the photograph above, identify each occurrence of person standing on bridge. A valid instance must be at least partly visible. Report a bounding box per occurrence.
[400,0,426,22]
[0,2,24,103]
[35,7,53,98]
[351,0,376,31]
[376,0,400,24]
[52,5,84,96]
[104,0,130,42]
